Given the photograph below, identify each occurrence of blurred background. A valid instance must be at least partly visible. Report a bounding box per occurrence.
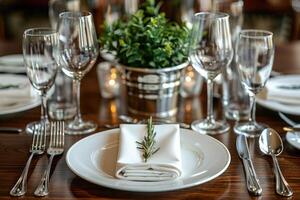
[0,0,299,45]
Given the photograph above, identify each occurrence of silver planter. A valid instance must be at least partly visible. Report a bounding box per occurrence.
[119,62,188,118]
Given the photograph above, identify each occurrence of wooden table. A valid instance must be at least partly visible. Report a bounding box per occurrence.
[0,41,300,199]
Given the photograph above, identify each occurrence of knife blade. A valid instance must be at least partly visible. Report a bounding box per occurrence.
[236,135,262,196]
[0,127,23,134]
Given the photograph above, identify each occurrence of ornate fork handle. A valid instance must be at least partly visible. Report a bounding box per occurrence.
[10,152,35,196]
[34,154,55,196]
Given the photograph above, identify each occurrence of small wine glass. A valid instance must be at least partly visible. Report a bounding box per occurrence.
[213,0,243,43]
[23,28,59,133]
[58,11,99,135]
[49,0,80,29]
[234,30,274,137]
[189,12,233,135]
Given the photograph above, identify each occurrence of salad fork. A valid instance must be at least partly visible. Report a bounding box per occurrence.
[10,123,47,196]
[34,121,64,196]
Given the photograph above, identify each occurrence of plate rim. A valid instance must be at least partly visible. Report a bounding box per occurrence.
[0,74,40,116]
[0,54,23,62]
[286,132,300,150]
[257,74,300,116]
[0,54,25,73]
[257,97,300,116]
[66,128,231,192]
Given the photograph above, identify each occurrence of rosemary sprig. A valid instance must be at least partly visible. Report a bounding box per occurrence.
[136,116,160,162]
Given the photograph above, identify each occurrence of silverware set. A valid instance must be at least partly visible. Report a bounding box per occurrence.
[236,127,293,197]
[10,121,64,197]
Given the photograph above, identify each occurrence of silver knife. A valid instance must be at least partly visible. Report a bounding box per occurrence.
[0,127,23,134]
[236,135,262,196]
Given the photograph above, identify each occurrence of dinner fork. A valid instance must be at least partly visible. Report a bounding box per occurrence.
[34,121,64,196]
[10,123,47,196]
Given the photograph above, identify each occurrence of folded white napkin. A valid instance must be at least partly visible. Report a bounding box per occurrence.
[265,75,300,105]
[116,124,182,181]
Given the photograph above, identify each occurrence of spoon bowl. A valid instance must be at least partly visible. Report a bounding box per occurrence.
[259,128,283,156]
[259,128,293,197]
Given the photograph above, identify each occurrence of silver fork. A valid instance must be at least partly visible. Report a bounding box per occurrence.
[34,121,64,196]
[10,123,47,196]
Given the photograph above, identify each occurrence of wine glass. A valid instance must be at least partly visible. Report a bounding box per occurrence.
[213,0,243,43]
[234,30,274,137]
[213,0,250,121]
[58,11,99,135]
[23,28,59,133]
[49,0,80,29]
[189,12,233,134]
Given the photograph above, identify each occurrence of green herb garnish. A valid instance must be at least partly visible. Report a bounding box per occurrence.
[100,0,189,69]
[136,116,160,162]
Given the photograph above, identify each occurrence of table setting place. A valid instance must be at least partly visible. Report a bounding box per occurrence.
[0,0,300,199]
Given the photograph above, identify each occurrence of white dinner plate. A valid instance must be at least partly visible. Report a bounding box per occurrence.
[286,132,300,150]
[256,98,300,116]
[257,75,300,116]
[286,124,300,150]
[0,74,40,116]
[0,54,25,73]
[66,128,231,192]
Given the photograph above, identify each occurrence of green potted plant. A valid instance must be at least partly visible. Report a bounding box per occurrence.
[100,0,189,118]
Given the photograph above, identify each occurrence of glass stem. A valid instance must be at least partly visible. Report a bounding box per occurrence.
[74,79,83,124]
[40,92,48,122]
[207,79,214,123]
[249,93,256,124]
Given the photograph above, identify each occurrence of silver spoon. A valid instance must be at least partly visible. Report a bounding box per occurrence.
[259,128,293,197]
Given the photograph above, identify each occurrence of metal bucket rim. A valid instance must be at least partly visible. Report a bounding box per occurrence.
[117,61,189,73]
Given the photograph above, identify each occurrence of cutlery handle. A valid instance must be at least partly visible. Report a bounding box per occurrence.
[34,154,55,196]
[10,152,35,196]
[271,154,293,197]
[242,159,262,196]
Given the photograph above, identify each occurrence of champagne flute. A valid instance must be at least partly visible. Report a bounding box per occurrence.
[234,30,274,137]
[23,28,59,133]
[189,12,233,135]
[58,11,99,135]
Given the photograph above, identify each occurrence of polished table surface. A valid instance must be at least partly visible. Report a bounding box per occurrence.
[0,41,300,199]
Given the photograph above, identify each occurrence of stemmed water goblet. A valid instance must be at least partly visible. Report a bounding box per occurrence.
[58,11,99,135]
[189,12,233,134]
[23,28,59,133]
[234,30,274,137]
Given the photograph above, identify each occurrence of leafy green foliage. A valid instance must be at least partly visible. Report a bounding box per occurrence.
[100,0,189,69]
